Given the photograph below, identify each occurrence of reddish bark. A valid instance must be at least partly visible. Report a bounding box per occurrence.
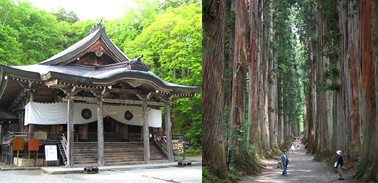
[361,0,373,138]
[247,0,261,153]
[230,0,247,156]
[355,0,378,180]
[347,40,360,150]
[202,0,229,179]
[361,0,372,89]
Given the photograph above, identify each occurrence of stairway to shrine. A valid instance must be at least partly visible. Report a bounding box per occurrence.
[73,142,168,166]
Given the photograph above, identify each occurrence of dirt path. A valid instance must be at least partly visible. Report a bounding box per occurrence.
[239,141,357,183]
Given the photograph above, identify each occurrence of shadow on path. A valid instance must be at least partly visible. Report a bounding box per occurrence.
[239,141,357,183]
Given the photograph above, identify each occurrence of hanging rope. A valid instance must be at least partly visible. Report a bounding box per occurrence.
[98,102,150,117]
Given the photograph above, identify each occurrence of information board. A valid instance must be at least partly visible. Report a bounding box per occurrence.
[44,145,58,161]
[28,138,40,151]
[12,138,24,151]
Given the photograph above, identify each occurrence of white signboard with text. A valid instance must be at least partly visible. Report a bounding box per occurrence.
[44,145,58,161]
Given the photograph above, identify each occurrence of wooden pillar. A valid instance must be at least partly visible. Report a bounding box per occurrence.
[142,101,150,163]
[66,93,74,167]
[165,104,173,162]
[97,98,104,166]
[28,91,35,134]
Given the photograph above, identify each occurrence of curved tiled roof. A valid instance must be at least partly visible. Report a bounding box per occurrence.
[2,63,199,93]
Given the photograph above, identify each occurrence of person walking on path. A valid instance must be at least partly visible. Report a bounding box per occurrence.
[336,150,344,180]
[291,144,295,154]
[280,150,289,176]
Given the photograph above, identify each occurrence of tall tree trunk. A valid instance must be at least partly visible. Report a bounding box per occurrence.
[337,0,349,161]
[355,0,378,181]
[314,0,323,155]
[347,0,361,160]
[303,94,307,138]
[226,0,235,149]
[202,0,229,179]
[279,83,284,145]
[257,0,270,152]
[262,0,271,151]
[229,0,248,159]
[307,22,315,153]
[247,0,261,155]
[268,0,276,145]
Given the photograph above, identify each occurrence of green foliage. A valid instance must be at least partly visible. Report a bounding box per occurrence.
[324,82,341,91]
[106,0,161,49]
[108,1,202,150]
[272,0,305,136]
[0,0,68,65]
[51,7,79,23]
[323,67,339,80]
[203,166,224,183]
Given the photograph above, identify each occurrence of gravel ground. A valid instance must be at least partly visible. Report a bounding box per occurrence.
[239,141,357,183]
[0,166,202,183]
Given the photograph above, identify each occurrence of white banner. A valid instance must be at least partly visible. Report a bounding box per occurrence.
[24,102,162,127]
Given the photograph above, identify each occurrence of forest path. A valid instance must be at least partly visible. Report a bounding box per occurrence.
[239,140,356,183]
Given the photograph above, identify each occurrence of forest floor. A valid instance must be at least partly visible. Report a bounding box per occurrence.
[239,141,357,183]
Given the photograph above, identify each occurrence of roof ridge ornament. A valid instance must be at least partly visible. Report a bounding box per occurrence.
[130,55,149,71]
[88,20,103,35]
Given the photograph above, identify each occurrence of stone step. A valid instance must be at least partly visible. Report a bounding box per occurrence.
[72,142,167,165]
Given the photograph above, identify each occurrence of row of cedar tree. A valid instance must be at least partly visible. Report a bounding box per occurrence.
[203,0,377,182]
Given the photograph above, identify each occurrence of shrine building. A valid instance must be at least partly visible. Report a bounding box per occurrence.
[0,23,199,167]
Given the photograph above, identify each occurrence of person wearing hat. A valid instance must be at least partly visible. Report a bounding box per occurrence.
[280,150,289,176]
[336,150,344,180]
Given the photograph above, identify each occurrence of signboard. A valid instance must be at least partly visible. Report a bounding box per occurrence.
[28,138,40,151]
[34,131,47,140]
[44,145,58,161]
[12,138,24,151]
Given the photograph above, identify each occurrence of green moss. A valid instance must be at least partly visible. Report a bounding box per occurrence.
[202,166,233,183]
[202,166,220,183]
[362,171,376,182]
[354,168,365,180]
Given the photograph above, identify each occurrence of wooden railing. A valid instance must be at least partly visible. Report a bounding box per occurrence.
[1,132,16,144]
[153,135,168,156]
[0,144,13,165]
[60,134,68,161]
[153,134,185,161]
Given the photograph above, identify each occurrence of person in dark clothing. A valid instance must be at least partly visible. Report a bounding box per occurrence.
[280,150,289,176]
[336,150,344,180]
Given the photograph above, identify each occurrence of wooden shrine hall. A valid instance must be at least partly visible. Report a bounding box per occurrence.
[0,22,199,167]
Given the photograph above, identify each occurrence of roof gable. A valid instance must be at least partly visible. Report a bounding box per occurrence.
[39,24,129,66]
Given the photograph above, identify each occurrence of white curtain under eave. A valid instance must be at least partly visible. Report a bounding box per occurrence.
[24,102,162,128]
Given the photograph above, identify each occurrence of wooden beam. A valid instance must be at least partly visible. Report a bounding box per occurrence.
[97,98,104,166]
[71,96,167,106]
[136,94,146,100]
[108,88,144,95]
[143,100,150,163]
[165,104,173,162]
